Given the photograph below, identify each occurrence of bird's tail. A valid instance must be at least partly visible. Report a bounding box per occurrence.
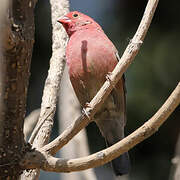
[106,140,130,176]
[96,116,131,176]
[95,81,130,176]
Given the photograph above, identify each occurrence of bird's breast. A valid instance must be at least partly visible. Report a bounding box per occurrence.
[66,30,118,102]
[67,31,117,79]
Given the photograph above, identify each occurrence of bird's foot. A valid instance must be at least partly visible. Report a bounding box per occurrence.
[82,103,92,120]
[84,102,91,108]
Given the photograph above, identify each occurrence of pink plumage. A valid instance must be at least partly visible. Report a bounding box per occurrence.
[58,11,130,176]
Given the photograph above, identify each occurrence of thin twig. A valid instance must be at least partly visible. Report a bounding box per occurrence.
[21,82,180,172]
[24,109,40,140]
[42,0,160,155]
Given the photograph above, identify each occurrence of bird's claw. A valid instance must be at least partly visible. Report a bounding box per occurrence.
[84,102,91,108]
[82,103,91,120]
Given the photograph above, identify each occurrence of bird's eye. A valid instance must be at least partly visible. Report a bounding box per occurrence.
[73,13,79,18]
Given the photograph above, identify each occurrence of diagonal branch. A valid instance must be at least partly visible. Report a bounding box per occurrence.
[21,82,180,172]
[22,0,69,179]
[29,0,69,148]
[42,0,160,155]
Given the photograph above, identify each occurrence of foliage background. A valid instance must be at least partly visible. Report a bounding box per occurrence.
[27,0,180,179]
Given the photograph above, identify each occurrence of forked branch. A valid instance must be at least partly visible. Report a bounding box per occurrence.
[21,82,180,172]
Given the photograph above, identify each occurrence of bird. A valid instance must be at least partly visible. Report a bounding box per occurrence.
[58,11,130,176]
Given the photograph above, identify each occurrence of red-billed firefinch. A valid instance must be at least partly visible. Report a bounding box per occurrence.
[58,11,130,176]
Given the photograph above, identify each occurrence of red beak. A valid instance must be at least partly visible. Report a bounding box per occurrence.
[57,16,71,24]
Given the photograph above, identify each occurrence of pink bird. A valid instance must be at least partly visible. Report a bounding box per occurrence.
[58,11,130,176]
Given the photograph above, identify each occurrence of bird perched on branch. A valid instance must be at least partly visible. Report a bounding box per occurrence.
[58,11,130,176]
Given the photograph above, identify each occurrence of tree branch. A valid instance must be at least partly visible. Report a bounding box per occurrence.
[23,0,69,179]
[29,0,69,148]
[42,0,160,155]
[20,0,180,175]
[24,109,40,140]
[21,82,180,172]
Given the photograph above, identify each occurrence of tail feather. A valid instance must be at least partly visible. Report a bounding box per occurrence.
[96,117,131,176]
[106,141,130,176]
[112,152,130,176]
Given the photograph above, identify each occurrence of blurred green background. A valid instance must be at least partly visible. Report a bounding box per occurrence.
[27,0,180,179]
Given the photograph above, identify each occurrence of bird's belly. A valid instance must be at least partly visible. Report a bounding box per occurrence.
[69,65,105,105]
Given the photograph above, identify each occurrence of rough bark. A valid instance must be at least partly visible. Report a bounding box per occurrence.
[0,0,8,148]
[0,0,36,179]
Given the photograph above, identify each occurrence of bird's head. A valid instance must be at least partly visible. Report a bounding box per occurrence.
[58,11,102,37]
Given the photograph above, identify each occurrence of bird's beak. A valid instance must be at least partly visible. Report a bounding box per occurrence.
[57,16,71,24]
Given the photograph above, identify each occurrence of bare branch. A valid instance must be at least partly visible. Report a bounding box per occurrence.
[20,0,180,175]
[23,0,69,179]
[21,82,180,172]
[42,0,160,155]
[29,2,69,145]
[29,0,69,148]
[24,109,40,140]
